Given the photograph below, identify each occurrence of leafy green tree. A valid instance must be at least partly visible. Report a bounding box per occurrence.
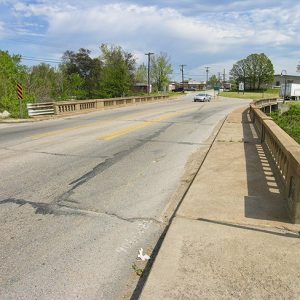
[25,63,58,102]
[208,74,219,86]
[134,63,147,83]
[57,64,84,100]
[230,58,247,90]
[61,48,102,98]
[99,44,136,97]
[150,53,172,92]
[230,53,274,90]
[0,50,30,117]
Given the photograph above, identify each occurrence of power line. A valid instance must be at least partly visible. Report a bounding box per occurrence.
[21,56,62,64]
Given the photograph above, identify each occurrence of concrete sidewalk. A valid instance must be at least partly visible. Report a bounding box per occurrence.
[140,106,300,299]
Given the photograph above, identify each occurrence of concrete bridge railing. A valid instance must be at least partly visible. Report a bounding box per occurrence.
[250,98,300,223]
[53,95,169,115]
[27,95,170,117]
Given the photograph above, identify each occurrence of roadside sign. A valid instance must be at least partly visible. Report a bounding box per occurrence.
[17,83,24,118]
[17,83,24,100]
[239,82,244,91]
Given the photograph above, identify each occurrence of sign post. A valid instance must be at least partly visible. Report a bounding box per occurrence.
[238,82,244,95]
[17,83,23,118]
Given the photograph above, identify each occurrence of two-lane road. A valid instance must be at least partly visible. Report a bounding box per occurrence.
[0,93,249,299]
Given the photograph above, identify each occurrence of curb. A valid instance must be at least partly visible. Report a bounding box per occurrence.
[130,113,229,299]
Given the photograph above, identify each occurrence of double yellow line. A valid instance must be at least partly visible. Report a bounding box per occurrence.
[97,111,182,141]
[97,107,198,141]
[31,106,199,141]
[31,111,146,140]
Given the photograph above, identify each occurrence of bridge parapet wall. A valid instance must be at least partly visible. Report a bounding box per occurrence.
[250,99,300,223]
[52,95,169,115]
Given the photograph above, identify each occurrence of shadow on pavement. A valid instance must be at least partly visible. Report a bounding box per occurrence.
[242,109,290,223]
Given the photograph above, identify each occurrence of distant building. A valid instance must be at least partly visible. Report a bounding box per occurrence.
[273,74,300,88]
[175,80,206,91]
[133,83,151,93]
[168,82,176,91]
[222,82,232,90]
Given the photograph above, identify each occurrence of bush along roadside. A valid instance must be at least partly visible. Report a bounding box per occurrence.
[270,104,300,144]
[0,95,31,119]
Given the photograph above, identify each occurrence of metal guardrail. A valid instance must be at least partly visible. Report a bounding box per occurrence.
[27,103,54,117]
[249,98,300,223]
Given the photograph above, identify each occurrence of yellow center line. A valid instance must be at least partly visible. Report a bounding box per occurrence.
[30,110,152,140]
[97,107,199,141]
[31,120,113,140]
[31,106,199,140]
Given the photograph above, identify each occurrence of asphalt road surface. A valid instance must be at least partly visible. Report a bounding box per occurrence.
[0,93,248,299]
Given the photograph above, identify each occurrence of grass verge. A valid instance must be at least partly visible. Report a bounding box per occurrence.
[270,104,300,144]
[219,89,279,100]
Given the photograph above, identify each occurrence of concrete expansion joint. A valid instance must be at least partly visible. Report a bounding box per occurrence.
[175,215,300,238]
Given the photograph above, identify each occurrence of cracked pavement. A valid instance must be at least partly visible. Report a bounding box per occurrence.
[0,94,249,299]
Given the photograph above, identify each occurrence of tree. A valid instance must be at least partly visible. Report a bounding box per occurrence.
[99,44,136,97]
[230,53,274,90]
[61,48,102,98]
[208,74,219,87]
[0,50,30,117]
[134,63,147,83]
[230,58,247,89]
[25,63,58,102]
[150,52,172,92]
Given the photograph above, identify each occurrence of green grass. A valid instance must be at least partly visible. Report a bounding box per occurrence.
[271,104,300,144]
[288,101,300,106]
[219,89,279,100]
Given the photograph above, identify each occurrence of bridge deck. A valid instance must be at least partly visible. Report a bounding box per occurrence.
[140,106,300,299]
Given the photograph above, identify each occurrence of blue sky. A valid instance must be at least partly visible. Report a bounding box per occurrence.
[1,0,300,81]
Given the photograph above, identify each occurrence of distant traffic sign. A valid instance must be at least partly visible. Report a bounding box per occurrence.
[17,83,23,100]
[238,82,244,91]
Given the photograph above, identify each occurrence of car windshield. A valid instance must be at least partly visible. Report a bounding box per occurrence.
[197,94,207,96]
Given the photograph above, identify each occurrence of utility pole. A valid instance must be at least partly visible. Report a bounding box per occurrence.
[205,67,210,90]
[145,52,154,94]
[205,67,210,84]
[180,64,186,90]
[223,69,226,82]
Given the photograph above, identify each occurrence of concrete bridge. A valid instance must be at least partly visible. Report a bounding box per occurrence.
[250,98,300,223]
[1,94,300,298]
[140,97,300,299]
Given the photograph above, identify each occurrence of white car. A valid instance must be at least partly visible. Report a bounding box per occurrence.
[194,93,211,102]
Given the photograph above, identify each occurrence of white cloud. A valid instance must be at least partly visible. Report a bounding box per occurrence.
[0,21,5,38]
[2,1,300,76]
